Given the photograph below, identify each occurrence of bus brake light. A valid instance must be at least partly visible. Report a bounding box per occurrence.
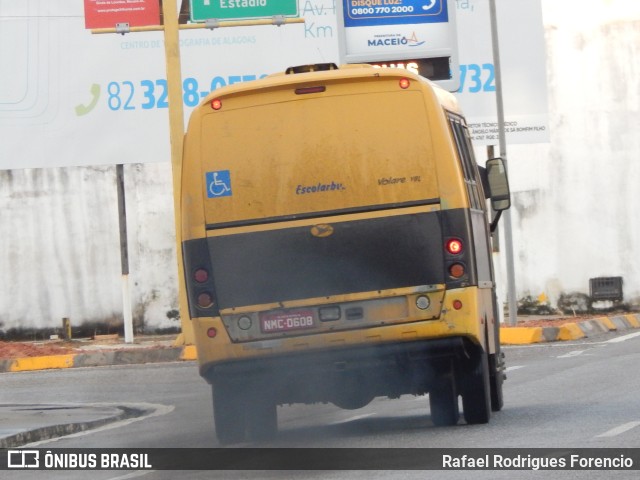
[295,86,326,95]
[194,268,209,283]
[446,239,463,255]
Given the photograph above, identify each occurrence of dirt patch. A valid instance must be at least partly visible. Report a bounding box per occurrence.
[0,341,80,360]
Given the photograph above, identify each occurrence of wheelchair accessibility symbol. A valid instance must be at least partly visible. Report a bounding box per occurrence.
[206,170,232,198]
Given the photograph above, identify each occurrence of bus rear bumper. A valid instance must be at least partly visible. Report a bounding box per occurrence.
[200,336,481,407]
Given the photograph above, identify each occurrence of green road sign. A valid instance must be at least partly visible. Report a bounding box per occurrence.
[190,0,299,22]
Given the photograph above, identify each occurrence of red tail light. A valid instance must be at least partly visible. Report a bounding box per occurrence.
[446,238,463,255]
[295,86,326,95]
[194,268,209,283]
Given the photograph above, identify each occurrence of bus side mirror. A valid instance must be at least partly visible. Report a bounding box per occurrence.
[485,157,511,212]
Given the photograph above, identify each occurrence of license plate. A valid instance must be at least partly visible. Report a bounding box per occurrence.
[260,310,315,334]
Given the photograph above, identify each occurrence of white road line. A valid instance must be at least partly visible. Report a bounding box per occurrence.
[602,331,640,343]
[505,365,525,372]
[329,413,375,425]
[557,350,586,359]
[107,471,155,480]
[23,403,175,447]
[596,421,640,438]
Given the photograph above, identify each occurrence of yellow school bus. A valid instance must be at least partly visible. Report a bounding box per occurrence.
[180,63,511,444]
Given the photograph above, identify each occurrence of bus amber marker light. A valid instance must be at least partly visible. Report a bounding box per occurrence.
[197,292,214,309]
[449,263,465,278]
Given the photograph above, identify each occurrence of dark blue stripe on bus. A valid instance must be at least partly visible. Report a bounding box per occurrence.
[183,209,476,313]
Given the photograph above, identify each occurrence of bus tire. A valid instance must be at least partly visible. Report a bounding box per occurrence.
[212,383,245,445]
[489,352,504,412]
[462,351,491,425]
[429,372,459,427]
[246,400,278,442]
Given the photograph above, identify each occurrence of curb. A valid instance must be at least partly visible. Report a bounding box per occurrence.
[499,313,640,345]
[0,405,148,448]
[2,315,639,372]
[0,345,198,374]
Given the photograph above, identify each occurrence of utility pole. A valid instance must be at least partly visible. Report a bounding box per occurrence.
[489,0,518,326]
[91,2,304,343]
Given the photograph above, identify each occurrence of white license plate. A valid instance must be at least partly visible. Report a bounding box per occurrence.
[260,310,315,333]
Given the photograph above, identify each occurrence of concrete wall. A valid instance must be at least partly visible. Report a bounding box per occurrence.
[1,0,639,330]
[501,1,640,306]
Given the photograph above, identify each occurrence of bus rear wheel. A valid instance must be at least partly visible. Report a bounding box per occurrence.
[212,382,245,445]
[429,367,459,427]
[212,381,278,445]
[461,351,491,425]
[489,351,505,412]
[246,400,278,442]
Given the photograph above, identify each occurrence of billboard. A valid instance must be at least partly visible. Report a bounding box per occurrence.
[0,0,547,171]
[337,0,460,91]
[83,0,160,29]
[455,0,549,145]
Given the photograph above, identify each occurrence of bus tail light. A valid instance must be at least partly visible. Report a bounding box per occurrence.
[449,263,465,278]
[453,300,463,310]
[197,292,215,309]
[446,238,463,255]
[295,86,326,95]
[194,268,209,283]
[183,238,220,318]
[207,327,218,338]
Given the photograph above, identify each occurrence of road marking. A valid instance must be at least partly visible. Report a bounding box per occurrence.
[596,421,640,438]
[602,331,640,343]
[329,413,375,425]
[107,471,155,480]
[557,350,586,358]
[505,365,525,372]
[23,402,175,447]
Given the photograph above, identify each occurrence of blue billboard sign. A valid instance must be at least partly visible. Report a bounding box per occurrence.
[343,0,449,28]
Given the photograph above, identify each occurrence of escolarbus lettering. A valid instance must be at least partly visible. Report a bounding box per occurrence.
[295,181,345,194]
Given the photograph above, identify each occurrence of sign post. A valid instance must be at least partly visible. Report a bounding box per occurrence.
[489,0,517,326]
[83,1,303,345]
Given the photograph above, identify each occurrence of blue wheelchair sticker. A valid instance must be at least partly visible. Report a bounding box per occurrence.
[206,170,232,198]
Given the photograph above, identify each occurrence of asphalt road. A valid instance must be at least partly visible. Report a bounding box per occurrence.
[2,331,640,479]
